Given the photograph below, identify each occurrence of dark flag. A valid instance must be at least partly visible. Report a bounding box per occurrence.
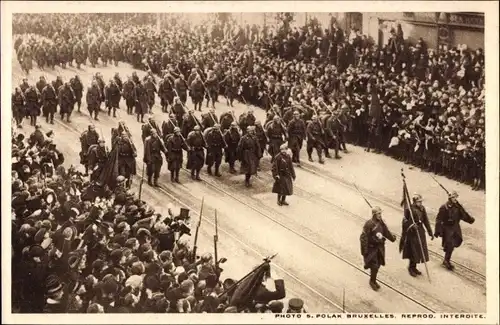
[400,181,409,209]
[229,262,271,309]
[98,146,120,190]
[369,84,382,121]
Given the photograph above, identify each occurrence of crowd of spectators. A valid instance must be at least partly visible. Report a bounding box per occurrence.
[12,13,485,190]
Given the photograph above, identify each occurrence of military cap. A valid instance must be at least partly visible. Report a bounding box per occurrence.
[193,125,200,131]
[371,206,382,215]
[448,191,459,198]
[116,175,126,183]
[174,127,181,133]
[412,194,423,202]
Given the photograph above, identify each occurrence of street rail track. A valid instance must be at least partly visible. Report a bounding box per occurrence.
[253,160,487,289]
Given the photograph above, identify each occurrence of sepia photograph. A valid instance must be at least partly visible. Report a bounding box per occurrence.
[2,1,498,323]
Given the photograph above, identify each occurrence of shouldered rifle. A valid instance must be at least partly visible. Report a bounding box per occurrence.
[139,162,145,200]
[192,196,204,262]
[214,209,220,279]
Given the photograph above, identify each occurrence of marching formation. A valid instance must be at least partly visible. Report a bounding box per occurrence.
[10,12,483,312]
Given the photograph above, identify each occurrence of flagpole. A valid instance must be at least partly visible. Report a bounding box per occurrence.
[401,168,431,283]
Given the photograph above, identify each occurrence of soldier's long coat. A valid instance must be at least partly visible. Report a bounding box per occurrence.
[238,134,260,175]
[360,218,396,269]
[434,202,475,251]
[271,152,295,196]
[399,205,433,263]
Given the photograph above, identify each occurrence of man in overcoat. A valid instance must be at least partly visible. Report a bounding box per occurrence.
[238,126,261,187]
[272,144,296,206]
[434,191,475,270]
[360,207,396,291]
[399,194,434,277]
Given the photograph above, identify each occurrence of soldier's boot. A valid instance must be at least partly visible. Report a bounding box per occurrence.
[108,108,112,116]
[148,176,153,186]
[230,100,234,107]
[94,111,99,121]
[318,152,325,164]
[49,113,54,124]
[45,114,50,123]
[245,174,251,187]
[206,99,210,108]
[170,172,175,182]
[277,194,282,206]
[113,108,117,118]
[215,165,222,177]
[195,169,202,181]
[408,261,418,277]
[141,114,145,123]
[226,99,230,106]
[325,150,332,159]
[137,114,140,122]
[229,163,236,174]
[369,267,380,291]
[308,155,314,162]
[281,195,289,206]
[84,166,89,177]
[191,169,196,180]
[207,166,213,176]
[66,113,71,123]
[153,178,159,187]
[443,250,454,270]
[175,170,180,183]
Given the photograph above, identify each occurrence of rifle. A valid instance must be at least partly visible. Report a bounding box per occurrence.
[192,196,204,262]
[429,174,469,212]
[214,209,220,279]
[139,162,145,201]
[402,169,432,283]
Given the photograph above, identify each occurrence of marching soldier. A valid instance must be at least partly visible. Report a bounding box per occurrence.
[202,108,219,130]
[182,109,199,138]
[434,191,475,270]
[190,74,205,111]
[220,70,237,107]
[325,111,343,159]
[205,124,226,177]
[166,127,189,183]
[122,76,136,115]
[287,111,306,165]
[144,129,167,187]
[25,85,40,127]
[220,109,235,131]
[52,76,64,94]
[158,75,175,112]
[144,76,157,114]
[186,125,206,181]
[254,121,267,170]
[161,114,179,138]
[86,81,102,121]
[36,76,47,94]
[172,97,186,126]
[113,73,123,91]
[266,115,287,163]
[360,206,396,291]
[141,117,162,143]
[58,82,75,122]
[79,125,100,175]
[19,78,30,94]
[41,82,57,124]
[12,88,26,128]
[224,122,241,174]
[306,115,326,164]
[272,144,296,206]
[112,130,137,188]
[174,74,189,105]
[238,108,256,135]
[134,81,149,123]
[94,73,106,106]
[205,70,219,108]
[399,194,434,277]
[104,78,121,117]
[238,126,261,187]
[87,139,108,182]
[131,72,140,85]
[70,75,84,113]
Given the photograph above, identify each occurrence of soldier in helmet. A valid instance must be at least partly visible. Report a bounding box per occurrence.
[144,76,157,114]
[41,81,57,124]
[158,75,175,113]
[79,125,100,175]
[172,97,186,126]
[190,74,205,111]
[105,78,121,118]
[186,125,206,181]
[182,109,199,138]
[112,130,137,188]
[86,80,101,121]
[238,108,256,135]
[161,114,179,140]
[144,129,167,187]
[202,108,219,131]
[70,75,84,113]
[142,117,162,143]
[434,191,475,270]
[360,206,396,291]
[266,115,287,163]
[205,124,226,177]
[166,127,189,183]
[224,121,241,174]
[58,82,75,122]
[205,70,219,108]
[174,74,188,105]
[122,76,136,115]
[134,80,149,123]
[219,108,235,131]
[238,126,261,187]
[12,87,26,128]
[287,111,306,165]
[399,194,434,277]
[88,139,108,182]
[306,115,326,164]
[272,144,296,206]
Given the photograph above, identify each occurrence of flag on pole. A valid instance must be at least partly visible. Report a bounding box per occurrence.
[229,262,270,309]
[98,146,120,190]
